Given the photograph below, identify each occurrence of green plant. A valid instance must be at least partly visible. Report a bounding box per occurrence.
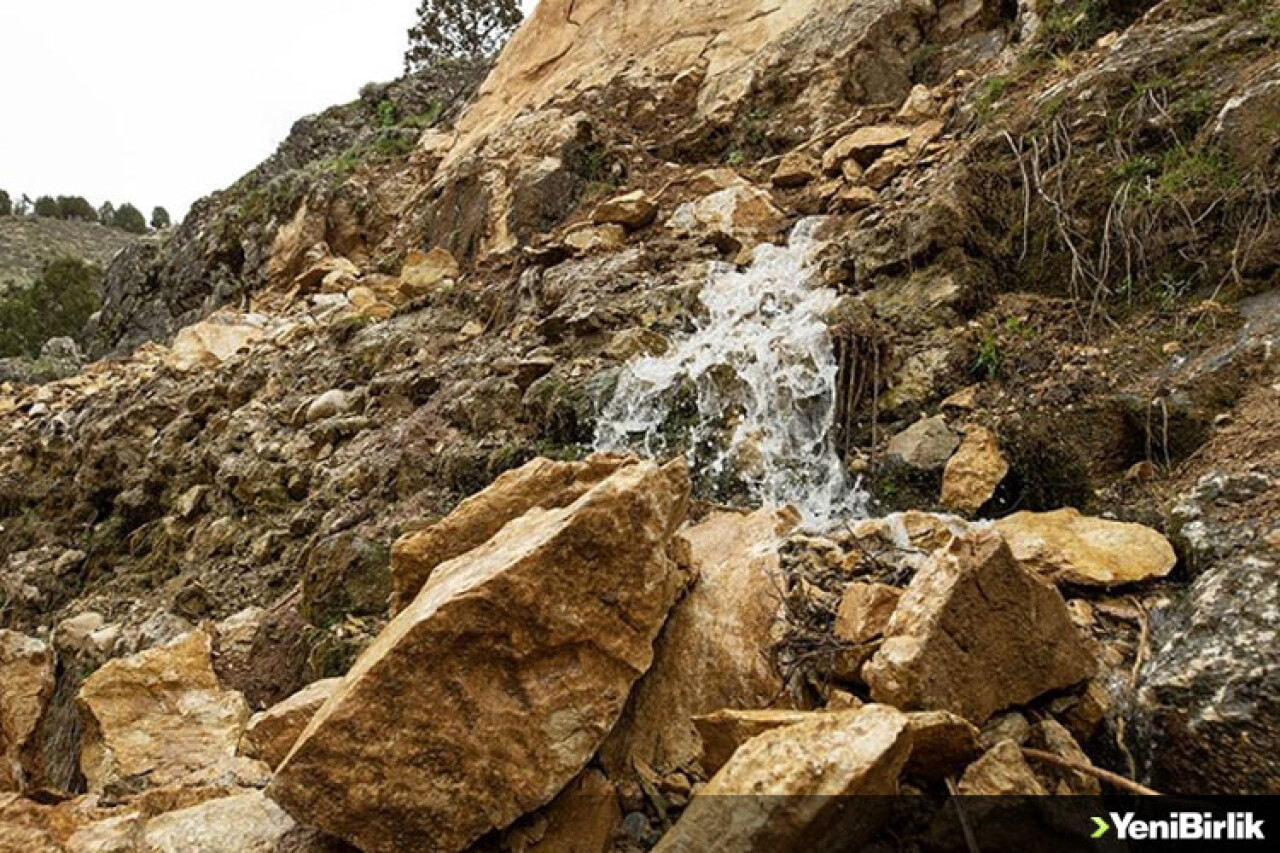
[0,257,102,357]
[970,331,1003,380]
[974,75,1011,119]
[377,98,398,127]
[725,149,747,167]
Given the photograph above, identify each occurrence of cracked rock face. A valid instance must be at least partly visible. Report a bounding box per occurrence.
[269,459,692,853]
[863,530,1096,724]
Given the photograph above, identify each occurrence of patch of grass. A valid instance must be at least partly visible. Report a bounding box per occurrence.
[377,98,397,128]
[970,331,1003,380]
[974,75,1011,119]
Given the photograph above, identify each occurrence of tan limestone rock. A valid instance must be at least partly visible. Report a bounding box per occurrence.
[654,706,911,852]
[863,531,1096,724]
[772,150,821,188]
[390,454,635,610]
[666,185,785,252]
[957,740,1047,795]
[601,507,798,776]
[137,792,300,853]
[592,190,658,230]
[0,631,54,792]
[886,416,959,471]
[905,710,982,780]
[238,679,341,770]
[565,224,627,253]
[692,709,816,775]
[834,582,903,644]
[940,425,1008,514]
[994,508,1176,587]
[822,124,913,173]
[399,247,460,299]
[167,319,266,372]
[510,770,621,853]
[269,460,692,853]
[836,185,879,212]
[77,628,251,794]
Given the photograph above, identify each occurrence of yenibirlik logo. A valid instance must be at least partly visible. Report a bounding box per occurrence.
[1092,811,1266,842]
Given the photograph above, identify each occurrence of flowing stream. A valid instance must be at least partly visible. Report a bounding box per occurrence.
[594,218,864,526]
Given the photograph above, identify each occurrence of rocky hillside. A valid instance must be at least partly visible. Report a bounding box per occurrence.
[1,0,1277,850]
[0,218,133,294]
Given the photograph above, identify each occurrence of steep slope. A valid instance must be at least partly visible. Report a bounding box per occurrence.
[0,217,133,294]
[0,1,1276,837]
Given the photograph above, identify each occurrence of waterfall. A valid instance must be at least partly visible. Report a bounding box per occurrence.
[594,217,864,526]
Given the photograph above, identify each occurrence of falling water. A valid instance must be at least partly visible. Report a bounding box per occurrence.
[594,217,865,526]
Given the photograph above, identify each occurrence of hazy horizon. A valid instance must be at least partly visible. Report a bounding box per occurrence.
[0,0,540,222]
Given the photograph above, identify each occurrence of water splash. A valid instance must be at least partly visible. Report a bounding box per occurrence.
[594,217,865,526]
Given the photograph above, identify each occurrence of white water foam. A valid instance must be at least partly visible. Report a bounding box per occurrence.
[594,217,865,526]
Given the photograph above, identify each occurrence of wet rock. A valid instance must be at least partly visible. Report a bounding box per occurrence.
[604,328,669,361]
[692,710,816,776]
[885,416,959,471]
[905,710,982,780]
[863,530,1096,724]
[602,507,798,776]
[0,632,54,792]
[269,460,692,853]
[940,425,1008,514]
[957,740,1046,795]
[994,508,1176,587]
[666,185,785,253]
[592,190,658,231]
[77,628,251,794]
[390,454,634,610]
[654,706,911,852]
[238,679,340,770]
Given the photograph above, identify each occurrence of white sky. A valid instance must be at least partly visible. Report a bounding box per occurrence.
[0,1,540,221]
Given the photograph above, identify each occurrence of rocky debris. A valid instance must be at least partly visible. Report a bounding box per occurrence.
[269,460,692,853]
[905,710,982,780]
[293,256,360,294]
[602,507,797,776]
[863,530,1096,724]
[1026,720,1100,796]
[834,582,902,645]
[666,186,785,253]
[54,612,123,661]
[994,508,1176,587]
[957,740,1046,795]
[134,791,337,853]
[896,83,941,122]
[77,628,251,794]
[303,390,352,424]
[822,125,913,173]
[399,248,459,299]
[389,454,634,611]
[0,631,54,792]
[836,185,879,213]
[939,425,1008,514]
[165,315,268,372]
[500,769,620,853]
[691,709,817,776]
[564,224,627,254]
[772,151,821,188]
[654,706,911,852]
[885,416,959,471]
[592,191,658,231]
[1134,467,1279,794]
[238,679,340,770]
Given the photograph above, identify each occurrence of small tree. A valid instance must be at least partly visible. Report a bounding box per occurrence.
[33,196,59,218]
[56,196,97,221]
[112,203,147,234]
[0,190,11,217]
[150,206,172,230]
[98,201,116,225]
[405,0,522,79]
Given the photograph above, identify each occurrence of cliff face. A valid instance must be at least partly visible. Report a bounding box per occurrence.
[1,0,1278,842]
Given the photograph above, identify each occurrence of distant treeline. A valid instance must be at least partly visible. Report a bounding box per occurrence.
[0,189,171,234]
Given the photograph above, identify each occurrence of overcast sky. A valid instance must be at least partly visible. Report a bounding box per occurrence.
[0,1,539,221]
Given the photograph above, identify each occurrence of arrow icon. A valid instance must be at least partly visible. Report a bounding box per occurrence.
[1092,816,1111,839]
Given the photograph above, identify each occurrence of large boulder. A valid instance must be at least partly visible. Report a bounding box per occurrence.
[269,460,692,853]
[601,507,798,776]
[238,679,341,770]
[389,454,634,610]
[166,315,267,372]
[863,530,1095,724]
[940,425,1008,514]
[0,632,54,792]
[77,629,251,794]
[653,705,911,852]
[994,508,1176,587]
